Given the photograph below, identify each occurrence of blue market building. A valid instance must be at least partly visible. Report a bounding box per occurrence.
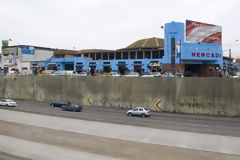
[46,21,223,76]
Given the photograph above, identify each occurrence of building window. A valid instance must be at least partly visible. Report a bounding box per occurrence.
[90,53,95,60]
[116,52,121,59]
[123,52,128,59]
[160,50,164,58]
[152,51,160,59]
[171,38,175,68]
[103,53,108,60]
[84,53,89,58]
[145,51,151,59]
[130,52,136,59]
[96,53,101,60]
[109,52,114,60]
[137,51,143,59]
[48,64,57,70]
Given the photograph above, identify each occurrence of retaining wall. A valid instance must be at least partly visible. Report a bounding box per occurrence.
[0,75,239,116]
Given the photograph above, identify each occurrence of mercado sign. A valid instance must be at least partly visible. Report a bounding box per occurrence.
[181,44,223,61]
[191,52,221,58]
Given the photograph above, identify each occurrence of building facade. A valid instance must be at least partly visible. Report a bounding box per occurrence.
[1,45,53,74]
[45,21,223,76]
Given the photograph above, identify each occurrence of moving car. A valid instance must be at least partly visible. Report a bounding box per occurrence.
[0,99,17,107]
[127,107,150,117]
[50,100,71,107]
[61,104,82,112]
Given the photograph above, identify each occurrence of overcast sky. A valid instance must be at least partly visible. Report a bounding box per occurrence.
[0,0,240,57]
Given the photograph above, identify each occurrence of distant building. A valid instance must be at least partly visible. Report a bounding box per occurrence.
[1,45,53,74]
[47,21,223,77]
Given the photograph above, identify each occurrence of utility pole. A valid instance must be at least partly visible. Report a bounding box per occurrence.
[229,48,231,59]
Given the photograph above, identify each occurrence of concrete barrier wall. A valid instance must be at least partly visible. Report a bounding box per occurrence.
[0,75,240,116]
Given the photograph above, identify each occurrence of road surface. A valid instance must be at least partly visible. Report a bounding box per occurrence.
[0,109,239,160]
[0,100,240,136]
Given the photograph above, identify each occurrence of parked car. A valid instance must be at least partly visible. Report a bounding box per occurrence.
[0,99,17,107]
[127,107,150,117]
[61,104,82,112]
[161,72,178,77]
[111,72,120,77]
[123,72,140,77]
[50,100,71,107]
[74,72,88,76]
[233,72,240,78]
[142,72,161,77]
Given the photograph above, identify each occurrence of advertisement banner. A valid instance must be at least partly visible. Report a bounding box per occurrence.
[186,20,222,45]
[2,40,8,47]
[21,46,35,54]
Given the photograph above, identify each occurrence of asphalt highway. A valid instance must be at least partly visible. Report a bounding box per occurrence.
[1,100,240,137]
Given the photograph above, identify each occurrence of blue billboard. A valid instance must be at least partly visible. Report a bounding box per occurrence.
[21,46,35,54]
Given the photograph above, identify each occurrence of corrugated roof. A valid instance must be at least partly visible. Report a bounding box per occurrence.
[127,37,164,49]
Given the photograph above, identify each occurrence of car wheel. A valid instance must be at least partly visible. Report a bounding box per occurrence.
[62,107,65,111]
[128,112,132,116]
[6,104,8,107]
[141,114,146,117]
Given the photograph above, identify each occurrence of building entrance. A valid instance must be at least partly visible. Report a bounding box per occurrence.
[118,65,126,75]
[103,66,111,73]
[65,63,74,70]
[185,64,201,77]
[134,65,142,75]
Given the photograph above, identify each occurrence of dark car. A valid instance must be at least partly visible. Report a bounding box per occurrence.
[50,100,71,107]
[61,104,82,112]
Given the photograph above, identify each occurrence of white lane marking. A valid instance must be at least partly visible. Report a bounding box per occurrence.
[0,135,122,160]
[0,109,240,156]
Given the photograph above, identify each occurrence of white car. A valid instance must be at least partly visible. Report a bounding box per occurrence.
[142,72,161,77]
[233,72,240,78]
[127,107,150,117]
[123,72,140,77]
[111,72,120,77]
[161,72,178,77]
[75,72,88,76]
[0,99,17,107]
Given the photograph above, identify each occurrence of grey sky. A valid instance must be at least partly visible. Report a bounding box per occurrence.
[0,0,240,57]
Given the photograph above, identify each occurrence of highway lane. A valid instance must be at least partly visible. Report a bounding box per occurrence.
[0,151,30,160]
[1,100,240,137]
[0,110,239,160]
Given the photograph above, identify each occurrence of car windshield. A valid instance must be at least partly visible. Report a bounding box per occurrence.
[7,99,14,102]
[72,104,78,107]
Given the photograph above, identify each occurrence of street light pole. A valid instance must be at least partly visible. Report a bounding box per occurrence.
[229,40,239,59]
